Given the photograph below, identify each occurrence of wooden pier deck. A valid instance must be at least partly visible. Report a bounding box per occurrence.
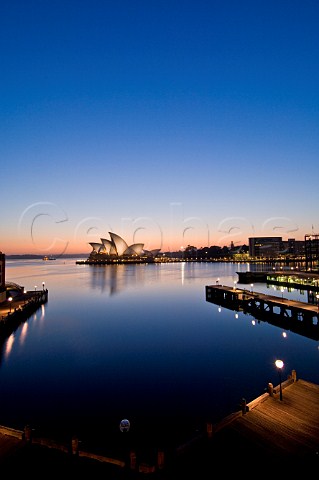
[173,375,319,476]
[0,289,48,338]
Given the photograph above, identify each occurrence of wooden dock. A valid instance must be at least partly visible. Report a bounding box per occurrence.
[0,289,48,337]
[173,374,319,475]
[206,284,319,340]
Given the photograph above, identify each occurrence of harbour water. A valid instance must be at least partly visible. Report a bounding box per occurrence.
[1,258,318,457]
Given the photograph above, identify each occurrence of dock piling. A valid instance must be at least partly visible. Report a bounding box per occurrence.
[268,382,274,396]
[241,398,248,414]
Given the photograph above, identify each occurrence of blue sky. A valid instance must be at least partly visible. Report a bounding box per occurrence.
[1,0,319,255]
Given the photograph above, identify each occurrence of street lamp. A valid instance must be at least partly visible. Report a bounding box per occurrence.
[281,287,285,300]
[42,282,45,290]
[35,285,37,292]
[8,296,13,313]
[250,283,254,293]
[233,281,237,290]
[275,359,284,401]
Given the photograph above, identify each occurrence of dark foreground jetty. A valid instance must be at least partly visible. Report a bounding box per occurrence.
[0,369,318,476]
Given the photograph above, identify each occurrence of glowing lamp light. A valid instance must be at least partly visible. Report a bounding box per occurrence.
[8,296,13,313]
[275,359,284,369]
[275,359,284,401]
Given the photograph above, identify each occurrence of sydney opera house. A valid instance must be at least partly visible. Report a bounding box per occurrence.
[87,232,160,263]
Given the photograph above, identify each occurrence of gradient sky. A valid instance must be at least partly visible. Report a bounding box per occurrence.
[1,0,319,255]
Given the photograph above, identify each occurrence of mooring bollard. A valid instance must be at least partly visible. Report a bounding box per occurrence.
[206,422,213,438]
[130,450,137,470]
[268,382,274,396]
[24,424,32,442]
[71,435,79,455]
[291,369,297,382]
[157,449,165,469]
[241,398,247,415]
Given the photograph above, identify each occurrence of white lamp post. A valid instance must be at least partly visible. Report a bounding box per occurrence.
[8,296,13,313]
[275,359,284,401]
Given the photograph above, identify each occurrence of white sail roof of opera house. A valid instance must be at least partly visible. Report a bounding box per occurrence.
[109,232,130,256]
[101,238,117,255]
[89,232,159,257]
[89,242,104,253]
[124,243,144,255]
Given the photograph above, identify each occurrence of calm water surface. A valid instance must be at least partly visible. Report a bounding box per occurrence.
[1,259,318,453]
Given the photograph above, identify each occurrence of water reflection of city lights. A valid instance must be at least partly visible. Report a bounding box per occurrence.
[20,323,29,344]
[5,334,15,359]
[181,261,185,285]
[40,304,45,321]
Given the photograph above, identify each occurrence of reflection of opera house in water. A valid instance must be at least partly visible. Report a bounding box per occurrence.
[87,232,160,263]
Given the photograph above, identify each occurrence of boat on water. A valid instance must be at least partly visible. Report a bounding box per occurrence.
[43,256,56,261]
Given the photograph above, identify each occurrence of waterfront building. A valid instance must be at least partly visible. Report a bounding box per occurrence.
[305,234,319,271]
[248,236,307,260]
[284,238,305,256]
[248,237,283,258]
[0,252,5,303]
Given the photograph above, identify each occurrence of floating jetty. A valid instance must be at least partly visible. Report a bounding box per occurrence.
[206,284,319,340]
